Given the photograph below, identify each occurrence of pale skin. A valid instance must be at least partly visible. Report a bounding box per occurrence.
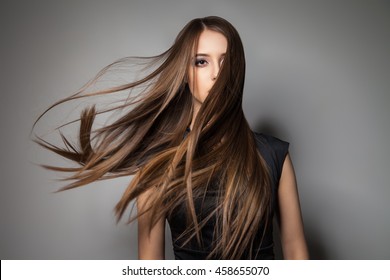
[137,29,309,259]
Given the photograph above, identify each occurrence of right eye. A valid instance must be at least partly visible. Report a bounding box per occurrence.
[195,59,208,67]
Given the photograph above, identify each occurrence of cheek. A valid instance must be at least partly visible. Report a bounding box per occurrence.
[187,70,212,101]
[187,68,194,93]
[187,70,199,96]
[196,72,213,93]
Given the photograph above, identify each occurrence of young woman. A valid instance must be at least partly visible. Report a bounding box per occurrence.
[34,16,309,260]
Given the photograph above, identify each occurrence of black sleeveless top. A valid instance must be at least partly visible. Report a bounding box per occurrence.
[166,131,289,259]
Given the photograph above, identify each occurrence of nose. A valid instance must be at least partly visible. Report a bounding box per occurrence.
[212,64,220,81]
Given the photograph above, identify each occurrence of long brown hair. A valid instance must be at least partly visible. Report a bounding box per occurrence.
[33,16,271,259]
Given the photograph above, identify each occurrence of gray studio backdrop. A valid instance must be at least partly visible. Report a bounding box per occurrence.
[1,0,389,259]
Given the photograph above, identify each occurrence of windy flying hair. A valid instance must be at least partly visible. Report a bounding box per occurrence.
[33,16,272,259]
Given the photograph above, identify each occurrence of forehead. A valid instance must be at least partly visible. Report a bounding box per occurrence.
[196,29,227,54]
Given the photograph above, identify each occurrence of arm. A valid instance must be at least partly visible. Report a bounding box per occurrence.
[278,153,309,259]
[137,188,166,260]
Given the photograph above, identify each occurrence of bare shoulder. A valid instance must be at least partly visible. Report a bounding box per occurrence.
[278,154,309,259]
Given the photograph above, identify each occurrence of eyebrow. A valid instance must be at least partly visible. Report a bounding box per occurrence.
[195,53,226,57]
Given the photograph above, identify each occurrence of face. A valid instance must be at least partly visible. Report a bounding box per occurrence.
[188,29,228,106]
